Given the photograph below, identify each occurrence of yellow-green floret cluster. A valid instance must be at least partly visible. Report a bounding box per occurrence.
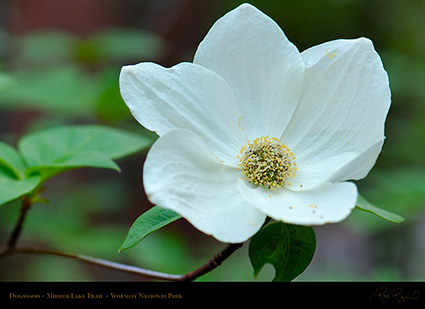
[238,136,297,189]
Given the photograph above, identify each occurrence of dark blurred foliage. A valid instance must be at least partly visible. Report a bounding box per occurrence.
[0,0,424,281]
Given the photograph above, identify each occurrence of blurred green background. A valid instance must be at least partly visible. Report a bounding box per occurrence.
[0,0,424,281]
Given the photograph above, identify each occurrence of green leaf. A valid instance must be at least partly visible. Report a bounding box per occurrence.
[0,166,40,206]
[355,195,405,224]
[18,125,152,182]
[95,68,132,123]
[0,141,27,179]
[249,222,316,282]
[14,30,78,65]
[0,141,41,206]
[0,66,100,116]
[0,72,14,91]
[119,206,182,252]
[88,28,165,62]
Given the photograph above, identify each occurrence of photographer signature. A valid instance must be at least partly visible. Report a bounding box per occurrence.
[369,287,420,303]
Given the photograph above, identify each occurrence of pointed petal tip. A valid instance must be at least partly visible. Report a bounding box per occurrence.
[236,3,258,11]
[229,2,266,18]
[357,36,373,45]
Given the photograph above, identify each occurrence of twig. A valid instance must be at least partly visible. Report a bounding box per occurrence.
[178,243,244,282]
[0,242,244,282]
[6,196,32,249]
[5,246,182,281]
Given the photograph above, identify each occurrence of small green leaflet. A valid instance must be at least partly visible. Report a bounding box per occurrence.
[0,141,27,179]
[0,141,40,205]
[119,206,182,252]
[0,166,40,206]
[249,222,316,282]
[355,194,405,223]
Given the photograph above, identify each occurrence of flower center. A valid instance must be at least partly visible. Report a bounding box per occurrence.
[238,136,297,190]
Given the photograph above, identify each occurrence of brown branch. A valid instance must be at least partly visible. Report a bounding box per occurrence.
[3,246,182,281]
[178,242,244,282]
[0,242,244,282]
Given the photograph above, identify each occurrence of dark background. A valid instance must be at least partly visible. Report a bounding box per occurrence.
[0,0,424,281]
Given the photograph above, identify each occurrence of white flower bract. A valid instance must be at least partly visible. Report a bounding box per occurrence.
[119,3,391,243]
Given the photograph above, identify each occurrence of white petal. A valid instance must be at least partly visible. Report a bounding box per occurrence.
[194,3,305,139]
[288,151,358,191]
[143,129,266,243]
[237,180,358,225]
[119,62,245,166]
[329,139,385,182]
[282,38,390,186]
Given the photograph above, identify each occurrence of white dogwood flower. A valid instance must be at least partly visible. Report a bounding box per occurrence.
[119,3,391,243]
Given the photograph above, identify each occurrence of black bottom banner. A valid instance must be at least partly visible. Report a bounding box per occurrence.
[1,281,423,306]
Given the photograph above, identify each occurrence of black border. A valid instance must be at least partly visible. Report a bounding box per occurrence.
[1,281,424,306]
